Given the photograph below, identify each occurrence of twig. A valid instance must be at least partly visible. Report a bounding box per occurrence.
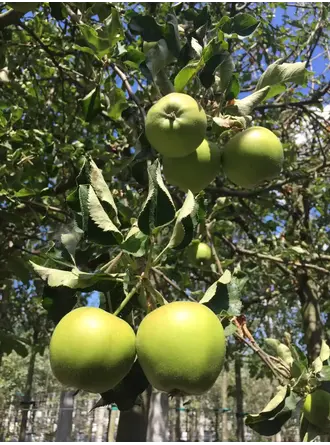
[255,99,323,111]
[100,252,123,273]
[151,267,196,302]
[220,235,330,275]
[205,224,223,275]
[110,63,146,123]
[113,282,141,316]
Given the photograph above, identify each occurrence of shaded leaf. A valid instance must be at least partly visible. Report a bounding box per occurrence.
[168,191,198,250]
[129,15,163,41]
[221,13,259,37]
[121,226,148,257]
[89,158,119,225]
[245,386,299,436]
[0,330,29,358]
[82,87,102,122]
[87,187,123,244]
[138,160,176,235]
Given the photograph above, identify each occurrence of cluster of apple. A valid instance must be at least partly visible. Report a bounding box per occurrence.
[49,302,226,397]
[145,92,284,192]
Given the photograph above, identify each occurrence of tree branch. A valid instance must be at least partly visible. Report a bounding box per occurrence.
[151,267,196,302]
[110,63,146,123]
[220,235,330,275]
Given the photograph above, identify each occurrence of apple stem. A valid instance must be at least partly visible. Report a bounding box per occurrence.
[113,281,141,316]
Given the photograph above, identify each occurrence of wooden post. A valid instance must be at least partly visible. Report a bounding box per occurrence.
[146,390,169,441]
[55,390,75,442]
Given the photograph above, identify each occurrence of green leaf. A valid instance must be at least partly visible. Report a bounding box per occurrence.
[264,338,293,367]
[89,158,119,225]
[221,13,259,37]
[319,340,330,362]
[129,15,163,41]
[14,188,36,198]
[104,6,123,49]
[121,225,148,257]
[79,24,110,57]
[79,184,90,232]
[200,270,235,314]
[199,53,228,89]
[225,74,240,101]
[245,386,299,436]
[312,341,330,374]
[224,323,237,337]
[217,54,235,93]
[168,191,198,250]
[138,160,176,235]
[81,87,102,122]
[174,60,203,92]
[255,60,309,100]
[87,187,123,245]
[318,365,330,381]
[30,262,124,290]
[10,106,23,123]
[106,87,129,121]
[61,226,84,265]
[225,86,270,116]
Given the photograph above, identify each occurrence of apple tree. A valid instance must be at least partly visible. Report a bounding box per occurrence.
[0,2,330,441]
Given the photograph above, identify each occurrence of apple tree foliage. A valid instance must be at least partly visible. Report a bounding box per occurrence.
[0,2,329,439]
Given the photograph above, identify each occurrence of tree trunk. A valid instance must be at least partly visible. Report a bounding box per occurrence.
[297,271,323,362]
[221,367,229,441]
[116,390,149,442]
[107,406,119,442]
[235,357,245,442]
[18,342,37,441]
[146,390,169,441]
[197,409,205,442]
[175,396,182,441]
[55,390,75,441]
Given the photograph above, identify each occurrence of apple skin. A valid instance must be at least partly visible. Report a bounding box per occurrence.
[136,301,226,395]
[222,126,284,188]
[145,93,207,158]
[163,139,221,194]
[187,240,212,264]
[49,307,136,394]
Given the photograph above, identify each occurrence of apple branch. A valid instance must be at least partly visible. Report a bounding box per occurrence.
[110,63,146,122]
[220,235,330,275]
